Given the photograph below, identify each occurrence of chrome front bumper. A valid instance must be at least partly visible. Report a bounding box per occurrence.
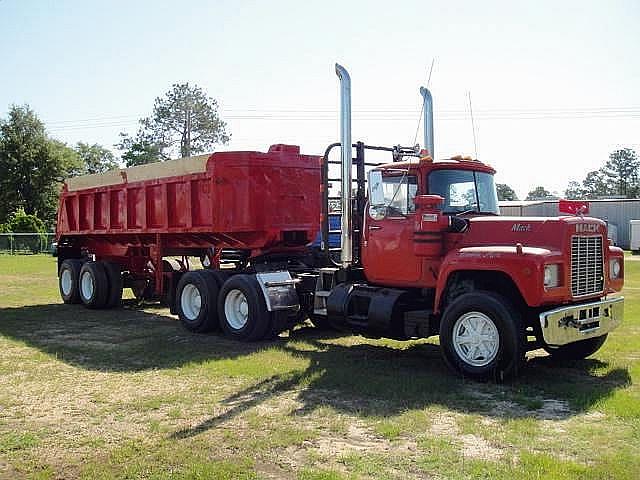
[539,296,624,346]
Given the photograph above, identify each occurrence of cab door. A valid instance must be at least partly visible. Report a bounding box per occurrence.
[362,174,421,285]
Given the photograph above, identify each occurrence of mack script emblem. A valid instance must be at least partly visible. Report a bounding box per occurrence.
[576,223,600,233]
[512,223,531,232]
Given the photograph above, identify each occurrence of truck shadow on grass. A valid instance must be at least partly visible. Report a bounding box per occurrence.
[0,303,631,429]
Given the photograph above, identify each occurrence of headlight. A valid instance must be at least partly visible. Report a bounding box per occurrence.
[544,264,560,288]
[609,258,622,279]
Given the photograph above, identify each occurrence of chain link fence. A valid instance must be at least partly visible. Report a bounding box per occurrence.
[0,233,56,255]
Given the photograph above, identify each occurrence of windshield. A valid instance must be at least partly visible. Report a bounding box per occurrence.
[428,169,499,215]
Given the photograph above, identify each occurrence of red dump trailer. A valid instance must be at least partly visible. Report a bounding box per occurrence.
[56,64,624,380]
[56,145,323,334]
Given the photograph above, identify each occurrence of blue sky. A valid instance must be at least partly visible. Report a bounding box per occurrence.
[1,0,639,198]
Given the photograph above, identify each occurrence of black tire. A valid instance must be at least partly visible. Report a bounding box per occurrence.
[439,291,526,381]
[78,261,109,309]
[264,310,298,340]
[218,274,272,342]
[58,259,83,304]
[176,271,220,333]
[103,262,123,309]
[543,334,608,361]
[204,269,231,289]
[309,313,331,330]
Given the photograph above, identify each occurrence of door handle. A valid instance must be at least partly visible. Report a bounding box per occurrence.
[369,225,382,231]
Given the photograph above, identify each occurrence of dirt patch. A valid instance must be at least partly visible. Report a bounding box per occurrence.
[315,424,394,456]
[0,458,19,479]
[254,460,296,480]
[430,412,504,461]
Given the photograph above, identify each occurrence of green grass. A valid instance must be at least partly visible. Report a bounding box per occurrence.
[0,254,639,478]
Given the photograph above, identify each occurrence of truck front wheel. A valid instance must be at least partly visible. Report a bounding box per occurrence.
[439,291,526,381]
[543,334,608,361]
[218,274,271,341]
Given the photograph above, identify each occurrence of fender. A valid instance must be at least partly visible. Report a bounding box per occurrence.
[434,245,561,313]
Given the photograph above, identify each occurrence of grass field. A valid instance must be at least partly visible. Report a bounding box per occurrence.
[0,255,638,479]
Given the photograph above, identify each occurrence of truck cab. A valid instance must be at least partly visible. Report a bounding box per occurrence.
[314,146,624,380]
[362,156,498,288]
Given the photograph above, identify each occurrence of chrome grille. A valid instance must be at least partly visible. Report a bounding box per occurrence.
[571,236,604,297]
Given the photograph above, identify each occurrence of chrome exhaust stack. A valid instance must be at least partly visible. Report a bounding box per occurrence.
[335,63,353,268]
[420,86,434,158]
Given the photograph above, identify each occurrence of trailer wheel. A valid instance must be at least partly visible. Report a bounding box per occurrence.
[218,274,271,341]
[204,269,231,288]
[543,334,608,361]
[59,259,83,304]
[103,262,123,309]
[176,271,220,333]
[78,261,109,309]
[439,291,525,381]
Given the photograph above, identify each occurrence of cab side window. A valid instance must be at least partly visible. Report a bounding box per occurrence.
[382,175,418,216]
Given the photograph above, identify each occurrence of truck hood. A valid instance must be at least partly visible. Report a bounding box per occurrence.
[457,216,607,251]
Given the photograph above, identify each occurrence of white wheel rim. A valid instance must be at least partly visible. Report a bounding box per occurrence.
[61,269,73,296]
[224,289,249,330]
[452,311,499,367]
[80,271,94,300]
[181,284,202,321]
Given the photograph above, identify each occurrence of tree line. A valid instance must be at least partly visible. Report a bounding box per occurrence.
[496,148,639,202]
[0,83,229,232]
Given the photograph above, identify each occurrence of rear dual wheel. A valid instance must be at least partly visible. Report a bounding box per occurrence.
[176,271,284,341]
[59,260,122,309]
[218,274,272,341]
[176,271,221,333]
[59,259,83,304]
[79,262,109,309]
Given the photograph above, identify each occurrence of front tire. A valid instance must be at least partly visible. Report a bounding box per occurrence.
[543,334,608,361]
[218,274,271,341]
[439,291,526,381]
[176,271,220,333]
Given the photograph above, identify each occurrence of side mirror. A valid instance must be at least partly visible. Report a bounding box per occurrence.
[368,170,385,206]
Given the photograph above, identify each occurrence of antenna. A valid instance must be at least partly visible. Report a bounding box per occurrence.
[467,91,478,159]
[412,58,436,146]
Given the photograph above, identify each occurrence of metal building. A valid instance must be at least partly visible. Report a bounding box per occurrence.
[499,199,640,250]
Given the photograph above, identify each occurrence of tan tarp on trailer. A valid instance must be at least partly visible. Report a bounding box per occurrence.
[65,154,211,191]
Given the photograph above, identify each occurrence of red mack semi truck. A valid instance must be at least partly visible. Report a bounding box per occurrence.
[55,64,624,380]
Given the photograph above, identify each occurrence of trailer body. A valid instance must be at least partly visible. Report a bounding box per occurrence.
[58,144,321,253]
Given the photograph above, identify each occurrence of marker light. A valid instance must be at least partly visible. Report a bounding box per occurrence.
[609,259,622,279]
